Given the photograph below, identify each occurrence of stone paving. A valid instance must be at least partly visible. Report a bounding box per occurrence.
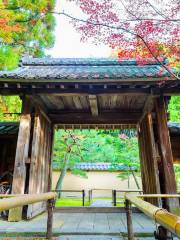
[0,212,156,235]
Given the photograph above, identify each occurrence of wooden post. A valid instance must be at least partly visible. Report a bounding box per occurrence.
[82,190,85,206]
[88,190,91,203]
[113,190,117,206]
[138,113,161,206]
[8,97,32,221]
[155,97,179,213]
[112,190,114,206]
[47,198,55,240]
[125,199,134,240]
[46,124,55,239]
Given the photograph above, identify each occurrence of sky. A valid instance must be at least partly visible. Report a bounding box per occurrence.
[46,0,111,58]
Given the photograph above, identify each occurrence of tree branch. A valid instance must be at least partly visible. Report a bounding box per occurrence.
[145,0,171,20]
[0,9,178,80]
[55,11,179,80]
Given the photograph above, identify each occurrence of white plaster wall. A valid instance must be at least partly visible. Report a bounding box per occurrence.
[52,171,142,197]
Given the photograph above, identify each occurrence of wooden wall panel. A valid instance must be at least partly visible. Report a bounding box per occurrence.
[27,109,53,219]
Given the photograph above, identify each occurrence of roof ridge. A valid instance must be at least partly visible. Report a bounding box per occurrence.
[21,57,167,67]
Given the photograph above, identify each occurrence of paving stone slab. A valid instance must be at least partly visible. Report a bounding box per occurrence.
[0,213,155,235]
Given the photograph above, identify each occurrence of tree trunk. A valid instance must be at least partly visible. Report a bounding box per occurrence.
[128,172,130,189]
[55,152,71,198]
[130,168,141,190]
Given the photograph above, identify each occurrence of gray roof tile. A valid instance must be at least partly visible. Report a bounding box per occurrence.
[0,58,175,81]
[53,162,137,171]
[0,122,19,135]
[168,122,180,134]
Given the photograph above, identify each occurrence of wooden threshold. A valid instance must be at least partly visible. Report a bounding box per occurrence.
[54,206,141,213]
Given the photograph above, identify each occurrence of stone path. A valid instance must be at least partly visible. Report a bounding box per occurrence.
[90,200,112,207]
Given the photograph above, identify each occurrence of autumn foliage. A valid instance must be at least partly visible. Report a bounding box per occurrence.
[70,0,179,68]
[0,0,56,70]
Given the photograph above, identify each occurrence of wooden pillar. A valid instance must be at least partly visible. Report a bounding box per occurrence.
[125,199,134,240]
[8,97,32,221]
[47,124,55,193]
[155,97,179,213]
[46,124,55,239]
[138,113,161,206]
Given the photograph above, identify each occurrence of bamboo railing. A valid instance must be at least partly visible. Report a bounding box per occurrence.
[125,193,180,240]
[0,192,56,239]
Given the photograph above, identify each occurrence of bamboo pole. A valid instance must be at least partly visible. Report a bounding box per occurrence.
[125,194,180,237]
[139,194,180,198]
[0,192,56,212]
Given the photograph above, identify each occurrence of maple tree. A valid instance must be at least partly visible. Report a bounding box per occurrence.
[0,0,56,70]
[69,0,179,72]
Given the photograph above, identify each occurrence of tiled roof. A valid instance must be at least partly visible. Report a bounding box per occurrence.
[0,57,174,81]
[168,122,180,134]
[21,58,167,66]
[0,122,19,135]
[74,162,135,171]
[53,162,136,171]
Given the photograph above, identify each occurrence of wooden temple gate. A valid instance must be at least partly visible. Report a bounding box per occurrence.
[0,58,179,221]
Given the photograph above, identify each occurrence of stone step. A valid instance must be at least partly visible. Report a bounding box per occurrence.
[54,207,141,213]
[58,236,122,240]
[57,236,157,240]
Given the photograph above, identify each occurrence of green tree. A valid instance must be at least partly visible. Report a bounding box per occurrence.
[0,96,21,121]
[53,129,140,194]
[0,0,56,70]
[112,136,140,189]
[169,97,180,122]
[174,165,180,191]
[53,130,87,197]
[0,46,20,70]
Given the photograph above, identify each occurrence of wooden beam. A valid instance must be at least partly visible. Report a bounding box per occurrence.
[49,112,141,124]
[55,124,137,129]
[155,96,179,213]
[0,76,176,83]
[139,91,160,124]
[8,97,32,221]
[29,95,51,123]
[0,86,151,95]
[88,95,98,116]
[139,95,154,123]
[0,84,179,96]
